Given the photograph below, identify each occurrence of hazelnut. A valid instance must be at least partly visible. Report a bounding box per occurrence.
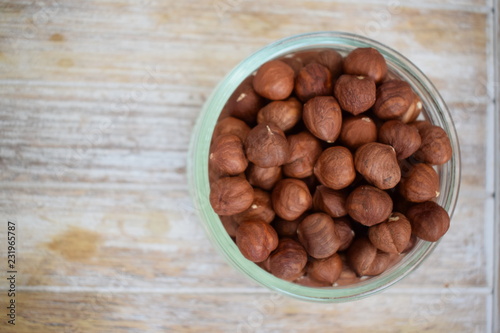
[209,134,248,176]
[368,212,412,254]
[307,253,343,285]
[236,221,279,262]
[378,120,422,159]
[334,75,376,115]
[280,55,303,76]
[413,125,452,165]
[297,213,340,259]
[234,188,275,223]
[257,97,302,132]
[226,76,264,124]
[245,123,290,168]
[399,163,440,203]
[272,217,302,238]
[347,237,392,276]
[303,96,342,143]
[212,116,251,142]
[335,257,360,286]
[335,217,355,251]
[314,146,356,190]
[270,238,308,281]
[340,115,377,150]
[312,185,347,218]
[400,93,423,123]
[314,49,343,79]
[410,120,432,133]
[246,164,282,191]
[343,47,387,83]
[219,215,240,238]
[272,179,312,221]
[373,80,414,119]
[283,131,323,179]
[209,176,254,215]
[354,142,401,190]
[346,185,393,226]
[406,201,450,242]
[253,60,295,100]
[295,63,333,102]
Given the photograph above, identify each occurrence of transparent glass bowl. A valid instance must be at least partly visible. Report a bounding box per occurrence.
[188,31,461,302]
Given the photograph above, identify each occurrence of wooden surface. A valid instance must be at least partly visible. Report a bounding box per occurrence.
[0,0,498,332]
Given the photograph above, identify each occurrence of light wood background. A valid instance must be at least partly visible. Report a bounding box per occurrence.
[0,0,498,332]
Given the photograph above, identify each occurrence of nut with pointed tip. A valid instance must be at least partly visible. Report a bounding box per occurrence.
[307,253,343,285]
[283,131,323,179]
[314,146,356,190]
[303,96,342,143]
[340,115,378,150]
[295,63,333,102]
[354,142,401,190]
[334,217,355,251]
[236,221,279,262]
[313,185,348,218]
[226,76,264,124]
[272,179,312,221]
[212,116,251,142]
[297,213,340,259]
[400,93,423,123]
[234,188,275,223]
[347,237,393,276]
[406,201,450,242]
[313,49,344,79]
[246,164,282,191]
[413,125,452,165]
[270,238,308,281]
[209,134,248,176]
[343,47,387,83]
[346,185,393,226]
[399,163,440,203]
[373,80,414,119]
[378,120,422,160]
[334,74,376,115]
[368,212,412,254]
[257,97,302,132]
[253,60,295,100]
[245,123,290,168]
[210,176,254,216]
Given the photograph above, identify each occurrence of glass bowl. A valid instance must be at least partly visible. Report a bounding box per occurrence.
[188,31,461,302]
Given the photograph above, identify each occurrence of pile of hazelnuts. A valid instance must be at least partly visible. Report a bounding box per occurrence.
[208,47,453,287]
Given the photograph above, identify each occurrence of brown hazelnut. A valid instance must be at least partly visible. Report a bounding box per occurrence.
[280,55,303,76]
[297,213,340,259]
[270,238,308,281]
[236,221,279,262]
[347,237,392,276]
[399,163,440,203]
[400,93,423,123]
[209,134,248,176]
[410,120,432,133]
[210,176,254,215]
[406,201,450,242]
[212,116,251,142]
[413,125,452,165]
[234,188,275,223]
[378,120,422,160]
[272,217,302,238]
[354,142,401,190]
[340,115,377,150]
[313,49,343,79]
[307,253,343,285]
[219,215,240,237]
[245,123,290,168]
[303,96,342,143]
[312,185,347,218]
[335,257,360,286]
[314,146,356,190]
[346,185,393,226]
[283,131,323,179]
[368,212,412,254]
[373,80,414,119]
[253,60,295,100]
[334,75,376,115]
[246,164,282,191]
[335,217,355,251]
[272,179,312,221]
[257,97,302,132]
[343,47,387,83]
[226,76,264,124]
[295,63,333,102]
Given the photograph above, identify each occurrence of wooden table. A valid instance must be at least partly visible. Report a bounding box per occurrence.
[1,0,499,332]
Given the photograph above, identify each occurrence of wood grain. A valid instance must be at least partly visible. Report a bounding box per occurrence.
[0,0,496,331]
